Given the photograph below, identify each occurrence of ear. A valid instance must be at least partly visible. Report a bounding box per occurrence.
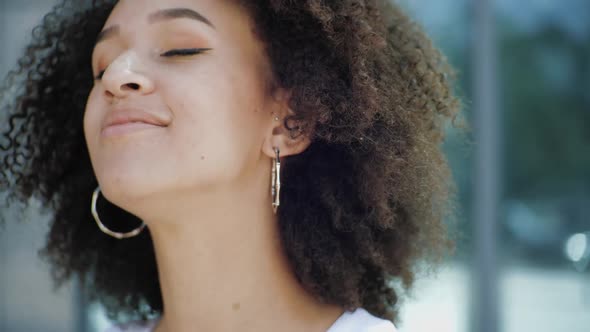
[261,87,311,159]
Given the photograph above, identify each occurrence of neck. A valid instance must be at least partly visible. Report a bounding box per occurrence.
[139,174,344,332]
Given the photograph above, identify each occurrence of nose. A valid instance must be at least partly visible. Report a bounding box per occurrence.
[101,51,155,98]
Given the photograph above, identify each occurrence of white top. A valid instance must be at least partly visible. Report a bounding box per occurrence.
[105,307,397,332]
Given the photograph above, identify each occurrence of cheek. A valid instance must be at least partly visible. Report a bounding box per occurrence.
[83,89,102,150]
[162,74,266,176]
[165,67,265,136]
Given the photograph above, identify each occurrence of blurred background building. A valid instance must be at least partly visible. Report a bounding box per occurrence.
[1,0,589,331]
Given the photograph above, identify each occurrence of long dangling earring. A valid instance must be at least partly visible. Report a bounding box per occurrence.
[271,147,281,214]
[91,186,146,239]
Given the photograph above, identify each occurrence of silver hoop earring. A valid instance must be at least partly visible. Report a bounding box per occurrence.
[91,186,146,239]
[271,147,281,214]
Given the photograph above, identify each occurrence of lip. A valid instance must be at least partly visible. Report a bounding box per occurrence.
[101,122,165,137]
[101,107,169,137]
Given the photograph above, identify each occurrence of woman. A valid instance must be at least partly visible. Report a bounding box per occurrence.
[0,0,461,331]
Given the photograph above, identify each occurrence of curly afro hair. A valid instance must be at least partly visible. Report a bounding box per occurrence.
[0,0,461,324]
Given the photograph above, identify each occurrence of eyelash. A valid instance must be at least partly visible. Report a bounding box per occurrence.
[94,48,212,80]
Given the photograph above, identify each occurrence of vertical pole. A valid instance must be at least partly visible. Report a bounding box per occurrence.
[471,0,500,331]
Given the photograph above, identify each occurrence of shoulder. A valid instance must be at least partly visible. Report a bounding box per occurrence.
[104,308,396,332]
[104,319,159,332]
[327,307,398,332]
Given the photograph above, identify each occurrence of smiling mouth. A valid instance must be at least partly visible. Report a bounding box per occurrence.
[101,122,166,138]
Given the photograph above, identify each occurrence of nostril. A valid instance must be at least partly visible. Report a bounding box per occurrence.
[122,83,140,90]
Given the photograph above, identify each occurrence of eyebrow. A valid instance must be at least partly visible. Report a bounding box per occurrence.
[94,8,215,46]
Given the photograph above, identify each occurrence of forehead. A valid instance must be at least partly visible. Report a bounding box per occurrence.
[103,0,250,36]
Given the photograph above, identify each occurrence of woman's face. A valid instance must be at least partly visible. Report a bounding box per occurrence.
[84,0,281,210]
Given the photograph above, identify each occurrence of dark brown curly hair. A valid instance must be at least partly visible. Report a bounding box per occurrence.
[0,0,461,325]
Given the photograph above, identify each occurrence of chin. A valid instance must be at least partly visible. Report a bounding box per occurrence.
[98,171,164,207]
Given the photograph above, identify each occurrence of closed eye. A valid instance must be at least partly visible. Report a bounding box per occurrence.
[160,48,212,57]
[94,48,212,80]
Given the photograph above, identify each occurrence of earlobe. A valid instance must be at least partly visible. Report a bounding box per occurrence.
[263,113,311,159]
[277,131,312,157]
